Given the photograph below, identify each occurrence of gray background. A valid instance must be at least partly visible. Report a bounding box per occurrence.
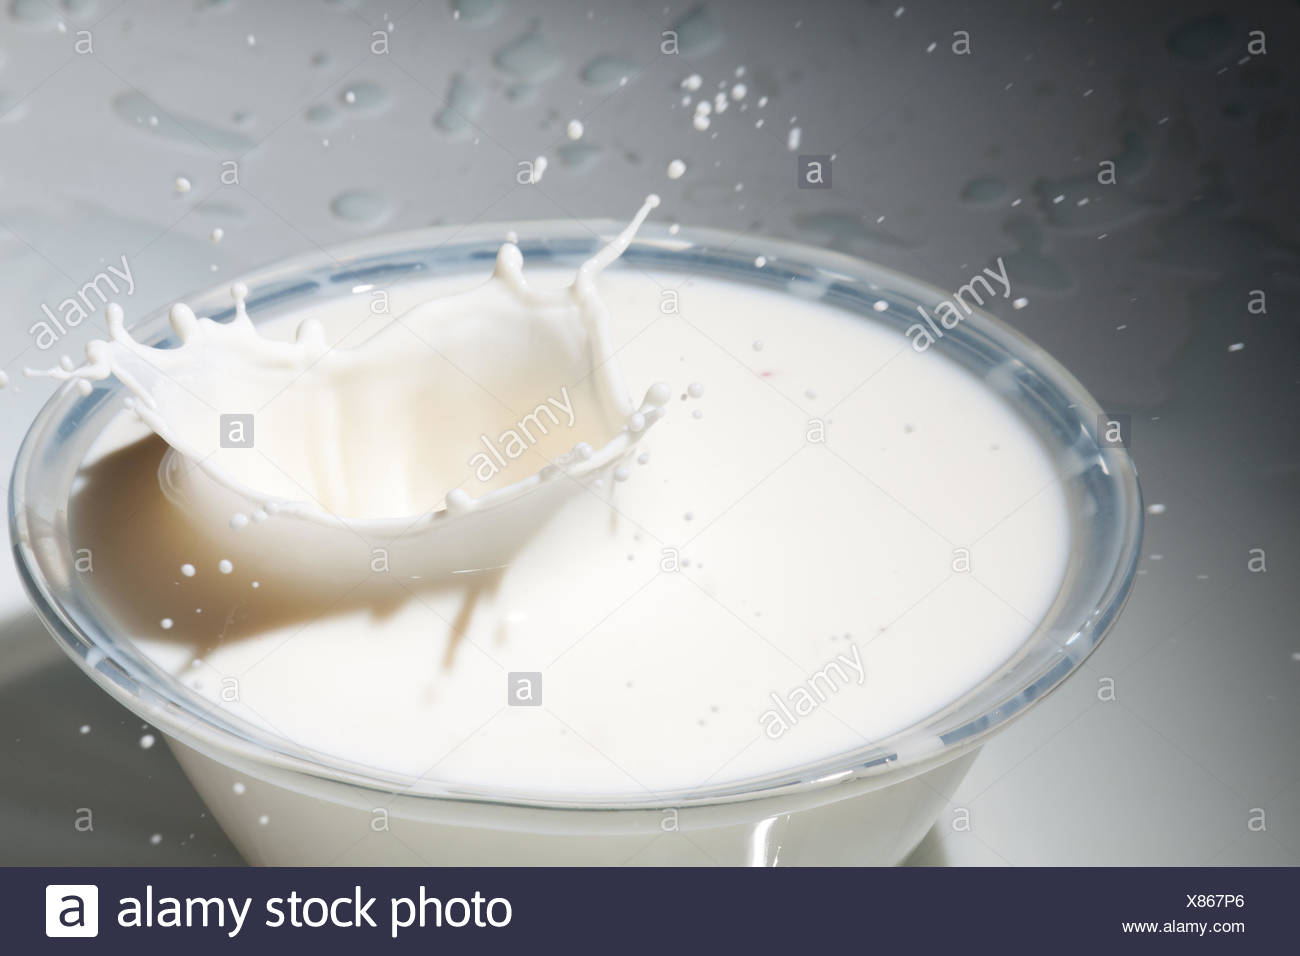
[0,0,1296,865]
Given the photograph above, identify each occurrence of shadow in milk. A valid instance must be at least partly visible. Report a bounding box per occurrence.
[66,434,506,671]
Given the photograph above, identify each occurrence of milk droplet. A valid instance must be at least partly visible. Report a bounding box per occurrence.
[667,159,686,179]
[258,815,270,826]
[160,618,173,629]
[1146,503,1166,515]
[566,118,584,140]
[1013,297,1029,309]
[691,408,703,419]
[180,563,196,577]
[229,513,249,530]
[210,227,224,243]
[687,382,705,398]
[140,733,156,749]
[79,724,91,735]
[1227,342,1244,352]
[174,176,192,194]
[233,782,246,795]
[754,256,766,268]
[614,466,630,482]
[682,73,702,90]
[752,339,764,351]
[787,126,802,151]
[218,559,234,574]
[150,833,163,845]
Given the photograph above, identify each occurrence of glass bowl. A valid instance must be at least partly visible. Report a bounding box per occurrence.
[10,221,1142,865]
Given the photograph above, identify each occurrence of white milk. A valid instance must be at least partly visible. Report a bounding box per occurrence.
[64,237,1071,801]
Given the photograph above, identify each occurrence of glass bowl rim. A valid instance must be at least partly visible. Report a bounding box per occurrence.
[10,217,1142,812]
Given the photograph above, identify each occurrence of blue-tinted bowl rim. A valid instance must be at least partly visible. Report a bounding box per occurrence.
[10,218,1142,811]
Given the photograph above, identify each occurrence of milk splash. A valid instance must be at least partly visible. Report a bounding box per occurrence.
[30,195,669,584]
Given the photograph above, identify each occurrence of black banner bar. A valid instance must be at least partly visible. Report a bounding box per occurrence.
[10,866,1293,953]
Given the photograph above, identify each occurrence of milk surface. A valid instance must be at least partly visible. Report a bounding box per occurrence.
[70,266,1071,799]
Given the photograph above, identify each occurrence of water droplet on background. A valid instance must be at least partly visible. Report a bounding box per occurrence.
[494,23,561,84]
[580,55,636,91]
[330,189,394,226]
[961,177,1007,204]
[434,74,485,137]
[113,92,254,151]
